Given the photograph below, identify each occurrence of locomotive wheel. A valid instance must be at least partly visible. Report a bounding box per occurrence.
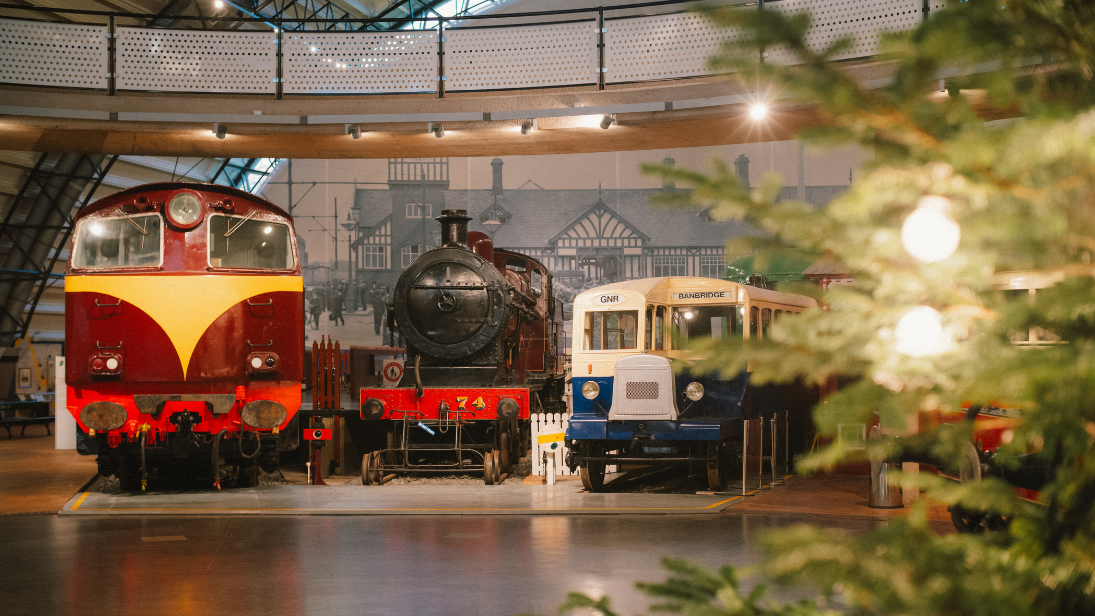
[491,449,502,483]
[241,464,261,488]
[483,451,495,485]
[369,451,384,484]
[707,442,731,491]
[118,457,141,492]
[579,444,606,492]
[361,452,375,485]
[499,431,511,472]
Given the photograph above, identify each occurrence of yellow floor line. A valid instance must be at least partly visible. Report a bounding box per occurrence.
[68,502,739,513]
[70,492,90,511]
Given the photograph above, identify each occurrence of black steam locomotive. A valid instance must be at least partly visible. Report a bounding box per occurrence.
[358,210,565,484]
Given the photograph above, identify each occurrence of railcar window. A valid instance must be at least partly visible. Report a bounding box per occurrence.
[645,306,653,349]
[750,307,759,339]
[670,305,743,349]
[762,308,772,337]
[73,214,163,269]
[656,306,666,350]
[208,215,294,269]
[583,310,638,351]
[505,258,526,273]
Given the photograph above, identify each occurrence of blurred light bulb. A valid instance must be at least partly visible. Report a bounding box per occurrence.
[748,103,768,121]
[895,306,945,357]
[902,195,960,263]
[214,0,224,8]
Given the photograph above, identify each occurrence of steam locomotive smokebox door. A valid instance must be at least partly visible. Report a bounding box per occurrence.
[393,247,508,360]
[378,358,405,388]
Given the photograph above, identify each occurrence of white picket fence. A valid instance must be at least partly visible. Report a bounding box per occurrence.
[531,412,575,477]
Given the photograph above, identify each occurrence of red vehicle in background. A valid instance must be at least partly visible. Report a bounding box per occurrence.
[66,183,303,490]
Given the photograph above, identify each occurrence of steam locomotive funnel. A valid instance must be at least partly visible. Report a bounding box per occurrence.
[438,209,472,249]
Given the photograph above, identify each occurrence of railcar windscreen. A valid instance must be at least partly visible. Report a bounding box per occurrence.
[583,310,638,351]
[208,215,295,269]
[73,214,163,269]
[671,305,743,349]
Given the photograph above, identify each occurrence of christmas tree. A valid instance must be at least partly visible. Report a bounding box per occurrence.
[558,1,1095,614]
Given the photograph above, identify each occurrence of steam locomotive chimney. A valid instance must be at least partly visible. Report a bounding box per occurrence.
[438,209,472,249]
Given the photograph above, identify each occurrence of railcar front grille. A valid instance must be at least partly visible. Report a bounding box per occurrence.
[625,381,659,400]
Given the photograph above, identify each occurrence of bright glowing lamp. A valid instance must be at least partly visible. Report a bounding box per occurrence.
[748,103,768,121]
[902,195,960,263]
[895,306,946,357]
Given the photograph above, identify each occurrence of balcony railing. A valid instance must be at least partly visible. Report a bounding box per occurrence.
[0,0,940,98]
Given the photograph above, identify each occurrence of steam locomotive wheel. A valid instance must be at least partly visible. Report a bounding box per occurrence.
[361,452,377,485]
[499,431,511,472]
[483,451,496,485]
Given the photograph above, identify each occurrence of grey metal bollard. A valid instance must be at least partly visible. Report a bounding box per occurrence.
[868,425,903,509]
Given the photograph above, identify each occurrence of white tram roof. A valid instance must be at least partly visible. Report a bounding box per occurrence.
[574,276,817,309]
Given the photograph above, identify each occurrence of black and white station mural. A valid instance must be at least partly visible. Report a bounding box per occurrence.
[257,141,867,349]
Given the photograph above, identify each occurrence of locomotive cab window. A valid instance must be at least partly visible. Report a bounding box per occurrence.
[208,215,294,270]
[73,214,163,269]
[530,269,543,297]
[671,305,743,349]
[583,310,638,351]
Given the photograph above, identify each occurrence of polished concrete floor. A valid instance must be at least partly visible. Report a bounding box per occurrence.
[0,513,882,616]
[60,481,743,516]
[2,433,956,615]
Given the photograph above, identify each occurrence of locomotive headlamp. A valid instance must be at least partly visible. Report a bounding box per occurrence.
[685,382,705,402]
[582,381,600,400]
[362,398,385,421]
[167,193,203,228]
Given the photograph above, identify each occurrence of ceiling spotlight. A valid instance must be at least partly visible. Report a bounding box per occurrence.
[748,103,768,121]
[213,123,227,139]
[599,114,615,130]
[347,124,361,139]
[520,119,535,135]
[430,122,444,138]
[214,0,224,8]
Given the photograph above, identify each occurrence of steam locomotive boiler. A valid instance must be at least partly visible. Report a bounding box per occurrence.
[359,210,565,484]
[66,183,303,491]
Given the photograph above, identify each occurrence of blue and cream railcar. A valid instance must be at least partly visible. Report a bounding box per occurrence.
[564,276,817,491]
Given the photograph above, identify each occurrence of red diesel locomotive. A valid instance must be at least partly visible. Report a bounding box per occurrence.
[358,210,565,484]
[66,183,303,490]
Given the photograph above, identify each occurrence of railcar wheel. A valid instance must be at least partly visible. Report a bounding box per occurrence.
[483,451,496,485]
[362,452,375,485]
[707,441,731,491]
[578,445,606,492]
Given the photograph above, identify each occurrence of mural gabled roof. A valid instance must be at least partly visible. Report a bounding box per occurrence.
[549,196,651,243]
[352,183,847,251]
